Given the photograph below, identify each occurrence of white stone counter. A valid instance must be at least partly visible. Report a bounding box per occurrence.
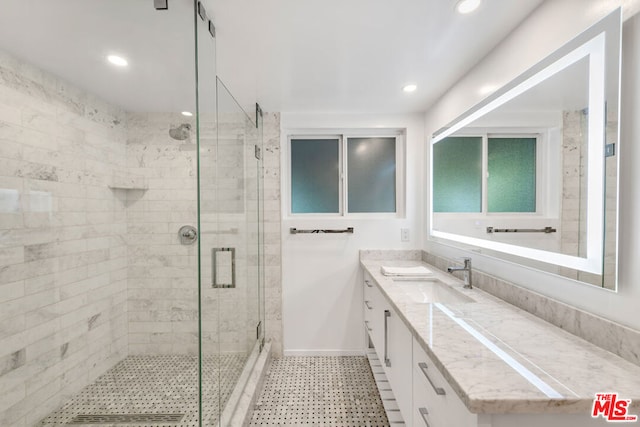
[360,258,640,415]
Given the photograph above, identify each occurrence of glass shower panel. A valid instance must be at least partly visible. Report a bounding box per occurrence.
[244,103,265,357]
[256,107,266,349]
[198,76,264,426]
[195,4,221,425]
[0,1,202,426]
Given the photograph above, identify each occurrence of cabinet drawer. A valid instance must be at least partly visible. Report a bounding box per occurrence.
[387,306,413,423]
[412,371,438,427]
[412,337,477,427]
[363,273,375,323]
[363,277,387,361]
[363,272,375,302]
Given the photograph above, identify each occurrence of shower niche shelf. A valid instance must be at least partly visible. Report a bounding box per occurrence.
[108,185,148,190]
[108,177,148,191]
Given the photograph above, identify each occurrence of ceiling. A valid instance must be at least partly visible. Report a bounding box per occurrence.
[0,0,544,115]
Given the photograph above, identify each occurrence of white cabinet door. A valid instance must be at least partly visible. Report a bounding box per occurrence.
[412,369,436,427]
[363,275,387,363]
[363,273,375,329]
[387,306,413,425]
[372,286,389,365]
[412,337,477,427]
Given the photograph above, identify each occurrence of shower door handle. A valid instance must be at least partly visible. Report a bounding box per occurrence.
[212,248,236,288]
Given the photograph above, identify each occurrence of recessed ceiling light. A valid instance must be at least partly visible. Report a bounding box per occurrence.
[107,55,128,67]
[181,111,193,117]
[403,84,417,93]
[456,0,481,14]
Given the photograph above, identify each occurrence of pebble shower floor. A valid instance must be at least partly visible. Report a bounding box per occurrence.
[38,354,247,427]
[249,356,390,427]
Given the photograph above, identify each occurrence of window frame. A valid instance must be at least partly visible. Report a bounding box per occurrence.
[433,129,548,218]
[485,132,542,215]
[287,130,405,218]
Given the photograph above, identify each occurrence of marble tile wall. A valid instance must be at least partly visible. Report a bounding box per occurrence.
[0,49,283,425]
[560,110,601,285]
[0,51,128,427]
[603,113,618,288]
[560,110,617,288]
[199,111,257,356]
[125,112,199,355]
[126,110,278,357]
[262,113,283,357]
[560,110,586,268]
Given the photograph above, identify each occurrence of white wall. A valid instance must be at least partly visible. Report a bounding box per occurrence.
[280,113,424,354]
[424,0,640,331]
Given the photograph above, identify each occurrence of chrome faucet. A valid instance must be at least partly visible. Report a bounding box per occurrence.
[447,257,472,289]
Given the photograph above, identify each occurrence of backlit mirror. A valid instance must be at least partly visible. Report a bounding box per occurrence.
[429,9,621,290]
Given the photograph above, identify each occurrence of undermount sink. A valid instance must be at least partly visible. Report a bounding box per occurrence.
[393,279,475,304]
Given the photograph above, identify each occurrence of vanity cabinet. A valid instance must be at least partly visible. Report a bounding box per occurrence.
[364,271,480,427]
[412,337,477,427]
[362,262,623,427]
[387,305,413,423]
[363,273,383,355]
[363,272,413,423]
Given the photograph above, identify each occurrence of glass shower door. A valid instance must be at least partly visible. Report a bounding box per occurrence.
[193,0,222,424]
[196,69,265,427]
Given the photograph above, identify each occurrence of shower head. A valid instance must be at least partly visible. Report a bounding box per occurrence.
[169,123,192,141]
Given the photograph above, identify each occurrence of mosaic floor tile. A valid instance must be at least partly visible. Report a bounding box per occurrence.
[38,354,247,427]
[249,356,390,427]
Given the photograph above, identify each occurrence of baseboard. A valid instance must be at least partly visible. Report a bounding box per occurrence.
[283,349,366,356]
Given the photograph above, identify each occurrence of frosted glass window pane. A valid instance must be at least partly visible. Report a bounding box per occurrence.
[291,138,340,213]
[347,137,396,213]
[488,137,536,212]
[433,137,482,212]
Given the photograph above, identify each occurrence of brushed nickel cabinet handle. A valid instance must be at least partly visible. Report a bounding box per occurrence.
[384,310,391,367]
[418,362,446,395]
[419,407,431,426]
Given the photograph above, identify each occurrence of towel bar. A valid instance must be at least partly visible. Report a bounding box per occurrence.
[486,226,556,234]
[290,227,354,234]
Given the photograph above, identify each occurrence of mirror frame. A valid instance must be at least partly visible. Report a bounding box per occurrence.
[429,9,621,279]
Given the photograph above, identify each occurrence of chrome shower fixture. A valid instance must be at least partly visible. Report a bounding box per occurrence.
[154,0,168,10]
[169,123,192,141]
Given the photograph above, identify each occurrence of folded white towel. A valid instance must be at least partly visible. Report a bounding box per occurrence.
[391,275,436,281]
[380,265,434,277]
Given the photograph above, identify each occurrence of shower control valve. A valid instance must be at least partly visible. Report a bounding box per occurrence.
[178,225,198,245]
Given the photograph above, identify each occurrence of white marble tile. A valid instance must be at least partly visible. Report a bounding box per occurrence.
[1,50,284,425]
[0,50,130,426]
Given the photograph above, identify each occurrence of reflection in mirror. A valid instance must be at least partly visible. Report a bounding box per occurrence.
[429,9,621,290]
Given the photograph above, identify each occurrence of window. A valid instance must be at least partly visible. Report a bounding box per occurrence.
[433,136,482,213]
[289,135,401,215]
[347,137,396,213]
[487,136,536,212]
[291,138,340,213]
[433,134,538,213]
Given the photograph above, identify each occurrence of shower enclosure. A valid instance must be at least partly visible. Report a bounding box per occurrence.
[0,1,265,426]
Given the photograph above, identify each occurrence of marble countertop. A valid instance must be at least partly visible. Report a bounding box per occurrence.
[361,258,640,415]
